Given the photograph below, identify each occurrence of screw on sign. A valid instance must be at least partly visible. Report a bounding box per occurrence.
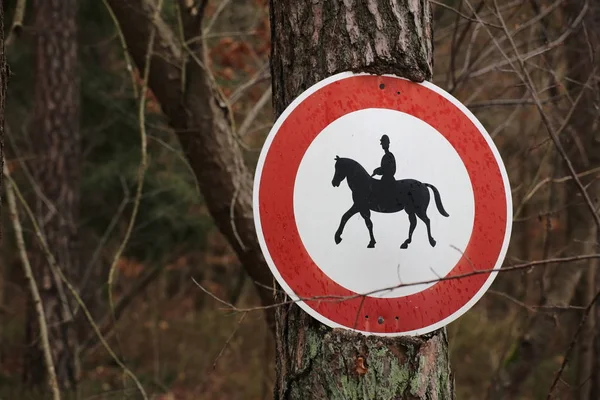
[253,72,512,336]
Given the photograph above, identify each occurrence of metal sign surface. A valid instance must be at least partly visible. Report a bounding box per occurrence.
[253,72,512,336]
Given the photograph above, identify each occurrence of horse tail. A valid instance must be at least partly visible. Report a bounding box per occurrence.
[425,183,449,217]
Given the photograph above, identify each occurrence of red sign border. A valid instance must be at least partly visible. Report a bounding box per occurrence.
[253,72,512,336]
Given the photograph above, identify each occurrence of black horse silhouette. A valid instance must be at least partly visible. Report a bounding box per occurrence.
[331,156,449,249]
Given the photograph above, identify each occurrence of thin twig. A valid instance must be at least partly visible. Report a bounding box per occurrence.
[6,128,58,218]
[211,312,247,370]
[106,0,164,344]
[77,177,130,299]
[430,0,502,28]
[147,135,200,196]
[238,86,272,137]
[186,30,258,42]
[469,2,587,78]
[4,166,61,400]
[546,289,600,398]
[80,262,167,355]
[203,0,233,35]
[489,289,586,312]
[467,96,561,109]
[193,254,600,314]
[229,176,247,251]
[229,63,270,103]
[6,0,26,46]
[102,0,140,99]
[517,165,600,215]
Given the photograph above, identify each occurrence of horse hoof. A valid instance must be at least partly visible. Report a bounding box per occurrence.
[367,242,375,248]
[430,239,437,247]
[335,236,342,244]
[400,243,408,249]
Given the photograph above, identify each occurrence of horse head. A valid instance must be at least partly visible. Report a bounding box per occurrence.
[332,155,345,187]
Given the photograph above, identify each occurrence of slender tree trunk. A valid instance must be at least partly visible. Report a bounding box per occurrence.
[270,2,453,398]
[0,0,5,364]
[25,0,80,390]
[0,0,4,223]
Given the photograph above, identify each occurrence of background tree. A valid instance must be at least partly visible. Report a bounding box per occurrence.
[24,0,80,390]
[0,1,5,219]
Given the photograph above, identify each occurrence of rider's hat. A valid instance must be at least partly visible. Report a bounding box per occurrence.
[380,134,390,145]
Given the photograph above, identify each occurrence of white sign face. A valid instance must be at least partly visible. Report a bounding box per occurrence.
[294,108,475,298]
[253,72,512,336]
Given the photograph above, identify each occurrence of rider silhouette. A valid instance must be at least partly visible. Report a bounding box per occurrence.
[371,134,396,185]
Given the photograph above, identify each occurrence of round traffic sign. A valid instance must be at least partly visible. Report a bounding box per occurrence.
[253,72,512,336]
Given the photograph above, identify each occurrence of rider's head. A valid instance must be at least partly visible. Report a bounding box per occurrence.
[380,134,390,150]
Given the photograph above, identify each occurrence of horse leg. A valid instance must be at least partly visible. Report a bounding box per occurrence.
[401,212,417,249]
[359,208,376,248]
[416,208,436,247]
[335,205,359,244]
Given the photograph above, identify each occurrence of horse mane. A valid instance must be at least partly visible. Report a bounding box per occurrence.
[338,157,370,179]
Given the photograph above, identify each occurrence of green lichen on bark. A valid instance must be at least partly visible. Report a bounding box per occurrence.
[282,328,453,400]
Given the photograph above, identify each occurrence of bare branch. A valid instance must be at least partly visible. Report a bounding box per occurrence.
[430,0,502,28]
[517,165,600,216]
[238,85,272,137]
[469,2,588,78]
[106,0,163,341]
[6,0,26,46]
[102,0,139,98]
[546,289,600,398]
[229,62,270,103]
[4,166,61,400]
[194,254,600,314]
[203,0,233,35]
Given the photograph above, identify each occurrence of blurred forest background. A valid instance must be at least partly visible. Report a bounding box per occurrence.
[0,0,599,399]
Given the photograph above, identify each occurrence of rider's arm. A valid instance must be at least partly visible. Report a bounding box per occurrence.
[371,167,382,176]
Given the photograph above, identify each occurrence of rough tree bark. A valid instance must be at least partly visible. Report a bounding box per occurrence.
[25,0,80,389]
[270,1,453,399]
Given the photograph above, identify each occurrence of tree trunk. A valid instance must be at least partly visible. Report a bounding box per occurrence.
[25,0,80,390]
[0,0,5,364]
[0,0,4,227]
[270,1,453,398]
